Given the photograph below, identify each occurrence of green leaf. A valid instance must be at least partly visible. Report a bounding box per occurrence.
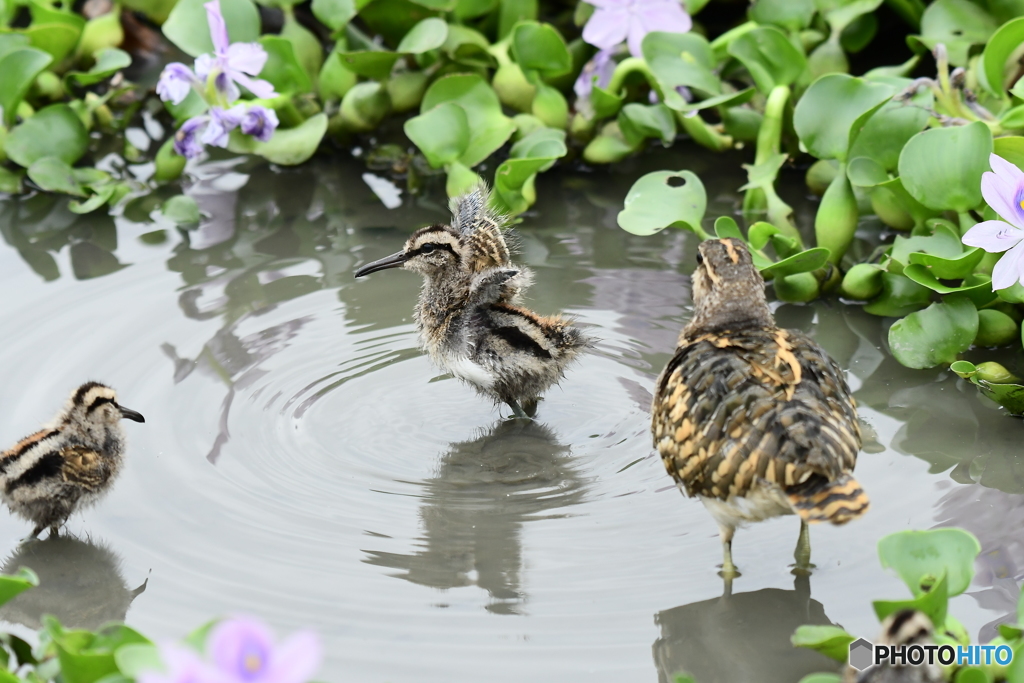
[113,644,162,678]
[0,47,53,127]
[914,0,999,66]
[312,0,355,30]
[421,74,515,167]
[642,31,721,110]
[5,104,88,167]
[793,74,894,161]
[791,625,856,662]
[511,21,571,77]
[397,17,448,53]
[260,36,314,93]
[761,248,831,277]
[847,97,932,172]
[727,26,806,93]
[25,23,82,63]
[863,272,933,316]
[27,156,86,196]
[797,676,842,683]
[981,17,1024,95]
[0,568,38,607]
[898,121,993,212]
[591,85,624,118]
[68,184,118,214]
[617,170,707,236]
[0,34,31,60]
[49,623,150,683]
[874,571,950,630]
[280,15,323,81]
[714,215,742,240]
[229,112,327,164]
[749,0,815,31]
[618,103,676,146]
[847,156,889,187]
[888,296,979,369]
[404,101,469,167]
[907,247,985,280]
[163,0,260,57]
[161,195,200,224]
[64,48,132,86]
[749,222,780,250]
[878,528,980,597]
[336,50,401,80]
[903,268,996,307]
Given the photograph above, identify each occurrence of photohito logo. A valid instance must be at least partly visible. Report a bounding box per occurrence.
[847,638,1014,671]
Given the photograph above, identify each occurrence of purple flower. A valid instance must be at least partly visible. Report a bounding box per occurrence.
[574,48,616,104]
[208,617,321,683]
[962,154,1024,290]
[582,0,691,58]
[239,105,279,142]
[195,0,276,104]
[157,63,203,105]
[202,106,243,148]
[139,645,222,683]
[174,116,209,159]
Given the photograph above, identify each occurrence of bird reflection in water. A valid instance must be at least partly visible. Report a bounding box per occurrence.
[364,420,587,614]
[0,535,147,630]
[653,574,838,683]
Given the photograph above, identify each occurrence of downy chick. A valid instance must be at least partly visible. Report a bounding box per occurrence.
[0,382,145,538]
[354,184,591,418]
[652,238,868,578]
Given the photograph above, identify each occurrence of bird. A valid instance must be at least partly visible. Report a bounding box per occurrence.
[651,238,868,578]
[843,610,943,683]
[0,382,145,539]
[354,184,591,418]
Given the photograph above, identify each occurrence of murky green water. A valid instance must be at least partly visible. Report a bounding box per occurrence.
[0,143,1022,682]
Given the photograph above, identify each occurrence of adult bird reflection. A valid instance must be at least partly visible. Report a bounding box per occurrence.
[0,535,147,630]
[363,420,587,614]
[653,574,836,683]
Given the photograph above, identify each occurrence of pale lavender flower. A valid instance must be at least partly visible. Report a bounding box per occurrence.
[201,106,244,148]
[574,48,616,104]
[582,0,691,58]
[157,63,203,105]
[239,105,279,142]
[208,617,321,683]
[195,0,276,104]
[139,644,224,683]
[962,154,1024,290]
[174,116,208,159]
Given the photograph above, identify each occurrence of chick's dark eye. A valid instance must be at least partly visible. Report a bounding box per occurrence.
[695,253,704,265]
[421,243,437,254]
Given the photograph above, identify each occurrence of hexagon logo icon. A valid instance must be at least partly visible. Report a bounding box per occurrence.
[849,638,874,671]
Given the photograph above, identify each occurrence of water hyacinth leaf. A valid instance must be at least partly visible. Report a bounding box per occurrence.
[993,136,1024,170]
[260,36,314,93]
[498,0,538,39]
[878,528,981,597]
[27,157,87,196]
[847,97,932,172]
[280,16,323,80]
[311,0,357,31]
[25,23,82,63]
[397,17,448,53]
[404,101,469,167]
[797,676,842,683]
[907,247,984,280]
[748,222,780,250]
[113,644,163,679]
[873,571,949,630]
[592,85,624,119]
[0,34,31,59]
[793,74,893,161]
[975,309,1017,346]
[847,156,889,187]
[617,170,706,236]
[421,74,515,168]
[162,195,200,224]
[409,0,456,11]
[49,622,150,683]
[761,248,831,277]
[0,168,24,194]
[618,103,675,146]
[230,112,327,165]
[510,21,571,76]
[65,48,132,86]
[642,32,721,110]
[335,50,401,81]
[509,126,566,160]
[0,568,38,607]
[954,361,1024,415]
[863,272,932,316]
[727,26,806,93]
[68,184,118,214]
[914,0,999,66]
[888,295,978,369]
[790,625,856,662]
[455,0,495,18]
[980,17,1024,95]
[163,0,261,57]
[5,104,88,167]
[713,216,742,240]
[898,122,993,212]
[679,88,755,113]
[902,267,996,307]
[749,0,814,31]
[0,47,53,127]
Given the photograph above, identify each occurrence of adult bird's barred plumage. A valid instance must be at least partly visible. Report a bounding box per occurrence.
[354,184,591,418]
[652,238,868,577]
[0,382,144,538]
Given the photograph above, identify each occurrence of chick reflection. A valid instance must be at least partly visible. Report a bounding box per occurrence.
[364,420,587,614]
[0,536,147,630]
[653,575,837,683]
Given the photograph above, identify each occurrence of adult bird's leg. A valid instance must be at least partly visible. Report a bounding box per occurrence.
[718,524,740,579]
[507,400,531,420]
[792,519,815,575]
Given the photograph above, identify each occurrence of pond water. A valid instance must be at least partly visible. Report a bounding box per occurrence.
[0,143,1022,683]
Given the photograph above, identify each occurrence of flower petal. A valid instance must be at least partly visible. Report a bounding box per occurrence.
[156,63,198,105]
[174,116,208,158]
[231,72,277,99]
[209,618,276,678]
[992,240,1024,290]
[225,42,268,76]
[239,105,278,142]
[582,7,629,50]
[204,0,230,55]
[962,219,1024,253]
[981,171,1024,229]
[194,53,215,82]
[636,0,692,35]
[265,632,321,683]
[626,16,647,57]
[990,153,1024,187]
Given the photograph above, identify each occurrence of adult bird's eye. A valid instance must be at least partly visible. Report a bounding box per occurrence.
[695,253,704,265]
[421,243,437,254]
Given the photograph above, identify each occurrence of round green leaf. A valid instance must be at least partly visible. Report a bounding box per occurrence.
[27,157,86,196]
[916,0,998,66]
[761,248,831,277]
[404,102,469,167]
[898,121,993,212]
[113,644,162,678]
[421,74,514,167]
[397,17,448,53]
[994,135,1024,169]
[311,0,355,31]
[727,26,806,93]
[336,50,401,81]
[65,48,132,86]
[230,112,327,165]
[981,17,1024,95]
[642,32,720,109]
[260,36,314,92]
[873,572,949,631]
[790,625,855,663]
[847,98,931,172]
[163,0,260,57]
[0,568,38,607]
[749,0,814,31]
[618,103,676,146]
[617,170,706,236]
[863,272,932,316]
[510,21,571,77]
[162,195,200,224]
[878,528,981,597]
[5,104,88,167]
[25,23,81,63]
[0,47,52,127]
[793,74,894,161]
[888,295,979,369]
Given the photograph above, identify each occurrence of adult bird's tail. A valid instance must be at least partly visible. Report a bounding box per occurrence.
[787,472,869,525]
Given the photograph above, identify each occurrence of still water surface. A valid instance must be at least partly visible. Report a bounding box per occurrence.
[0,146,1022,682]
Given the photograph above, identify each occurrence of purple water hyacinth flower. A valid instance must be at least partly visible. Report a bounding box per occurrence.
[208,617,321,683]
[582,0,691,58]
[139,645,222,683]
[195,0,276,104]
[157,63,203,105]
[962,154,1024,290]
[573,48,616,104]
[201,106,244,148]
[239,105,279,142]
[174,116,209,159]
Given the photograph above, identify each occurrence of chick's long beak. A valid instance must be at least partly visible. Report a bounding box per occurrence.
[118,405,145,423]
[354,251,408,278]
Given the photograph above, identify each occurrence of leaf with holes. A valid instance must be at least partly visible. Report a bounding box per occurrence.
[617,171,706,236]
